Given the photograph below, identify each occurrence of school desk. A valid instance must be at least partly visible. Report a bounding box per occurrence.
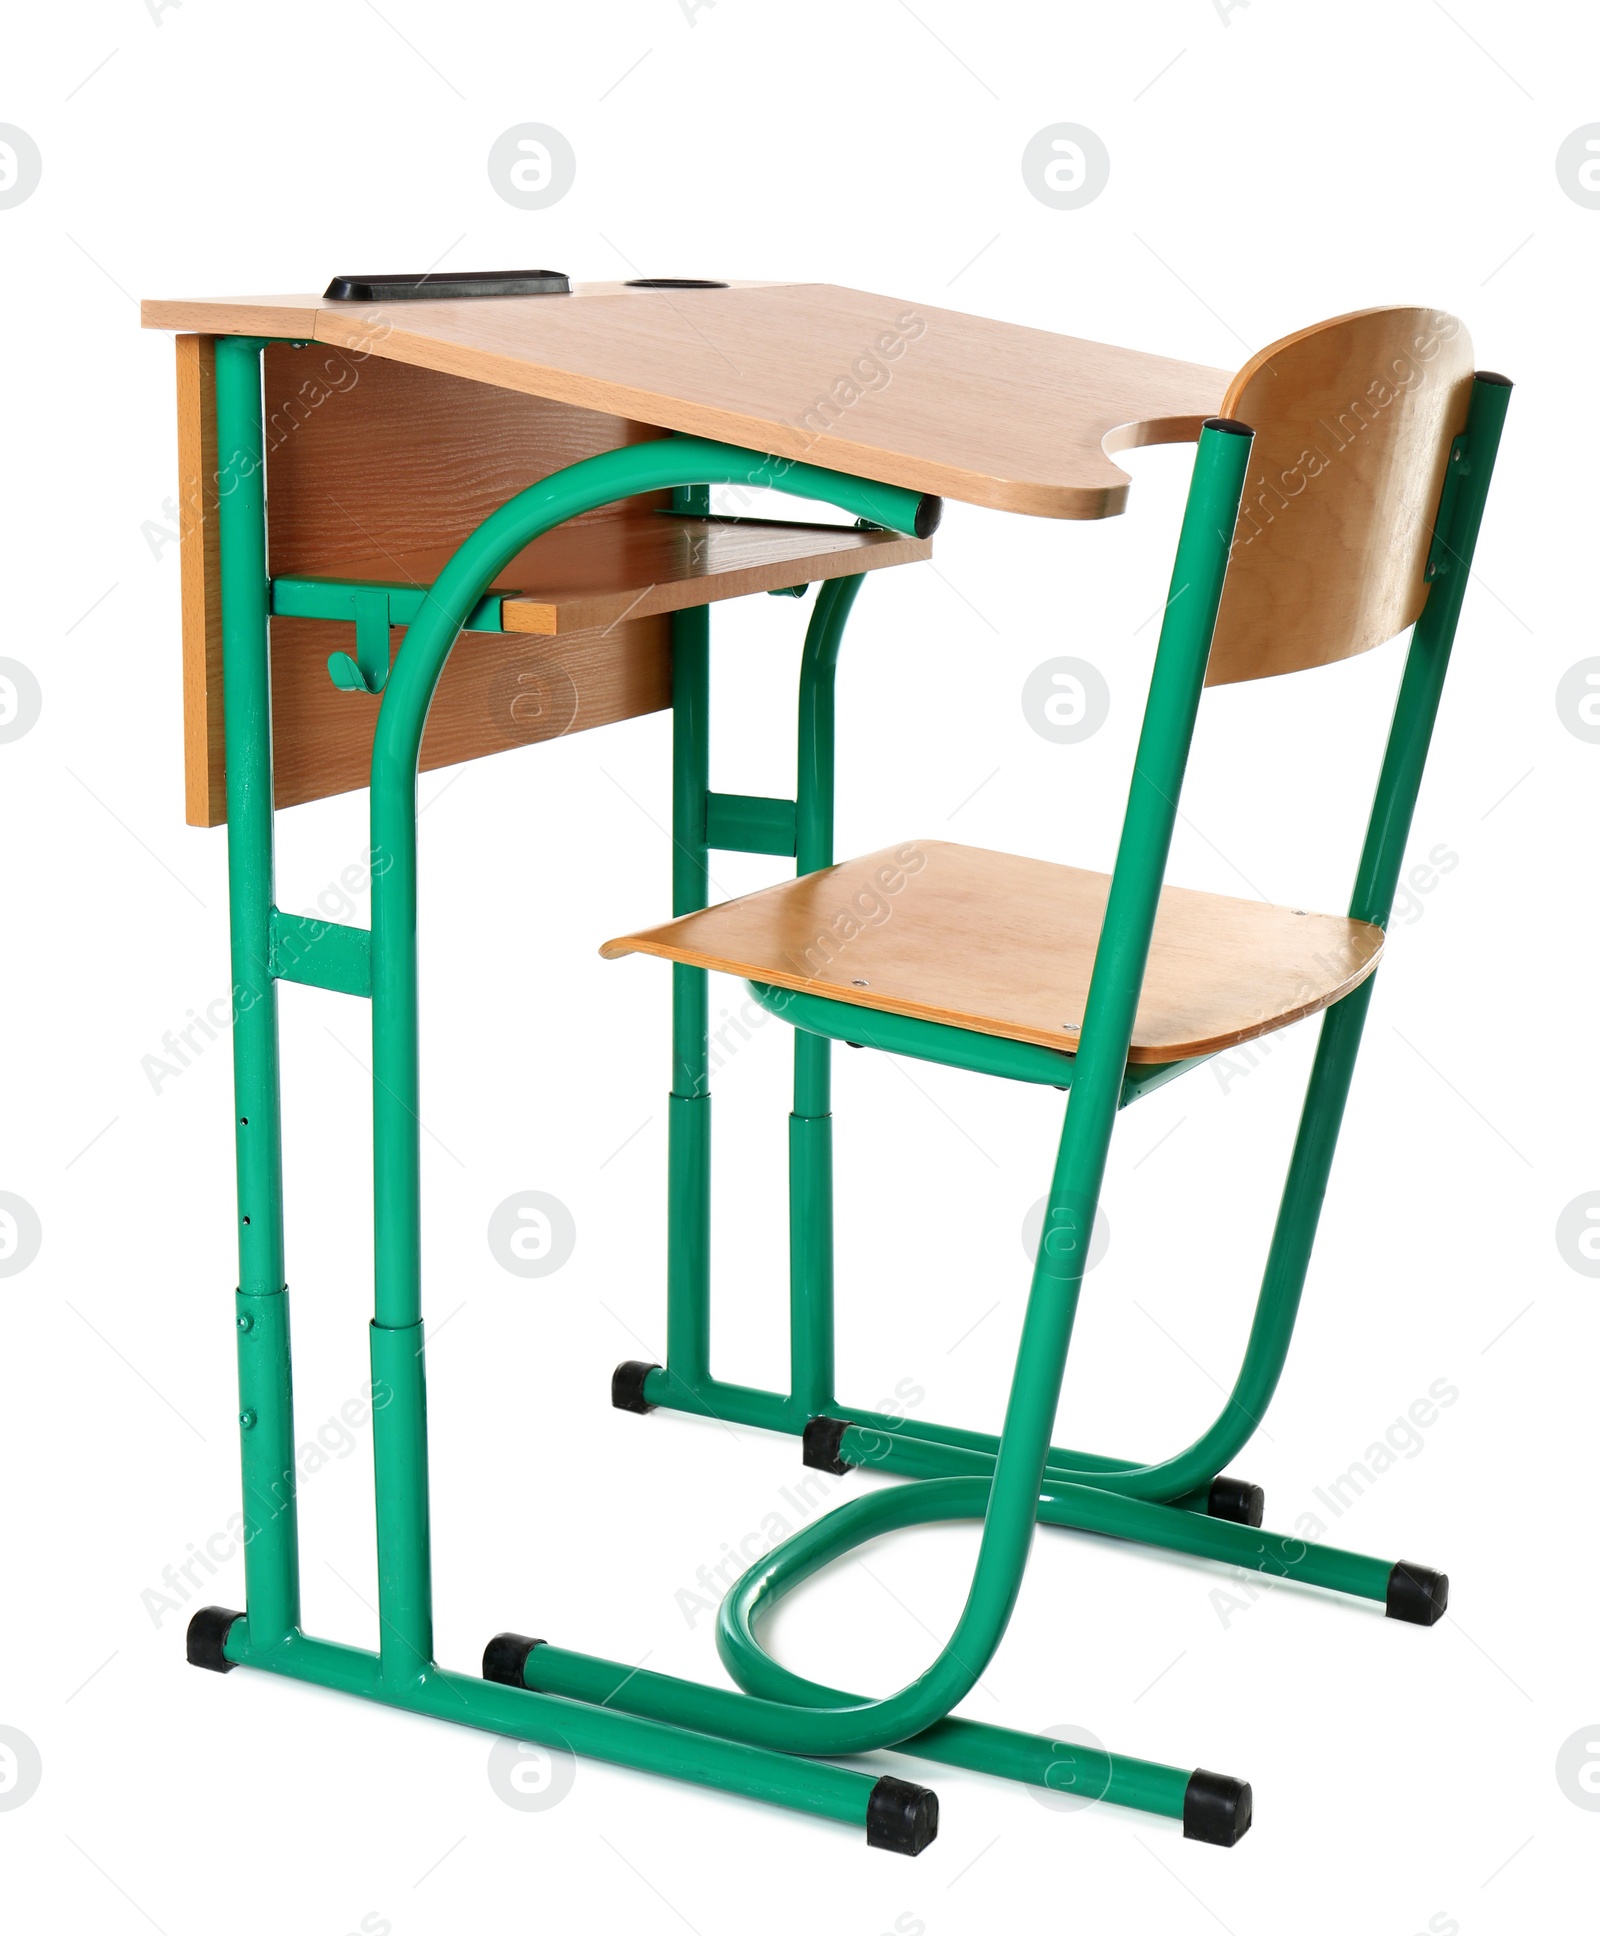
[142,275,1508,1854]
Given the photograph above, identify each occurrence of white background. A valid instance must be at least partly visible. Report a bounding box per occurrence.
[2,3,1595,1932]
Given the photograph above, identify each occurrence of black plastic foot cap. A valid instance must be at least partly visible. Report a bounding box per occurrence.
[611,1360,659,1414]
[1183,1769,1252,1846]
[1386,1561,1449,1626]
[186,1605,244,1673]
[482,1632,545,1688]
[1208,1475,1266,1528]
[865,1776,938,1854]
[802,1415,854,1474]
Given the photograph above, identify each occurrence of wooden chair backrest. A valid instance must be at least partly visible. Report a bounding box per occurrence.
[1204,307,1476,686]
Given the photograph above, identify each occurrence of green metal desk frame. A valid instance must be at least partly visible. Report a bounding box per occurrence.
[186,332,1510,1856]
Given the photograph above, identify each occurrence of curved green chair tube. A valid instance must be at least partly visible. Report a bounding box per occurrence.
[365,416,1251,1746]
[789,572,865,1415]
[363,440,935,1687]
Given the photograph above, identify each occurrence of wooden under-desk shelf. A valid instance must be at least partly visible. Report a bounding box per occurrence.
[301,512,930,638]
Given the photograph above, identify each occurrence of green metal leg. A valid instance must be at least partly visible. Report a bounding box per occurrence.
[655,574,865,1426]
[369,1317,433,1686]
[787,575,862,1419]
[787,1075,835,1418]
[216,335,300,1656]
[666,605,713,1397]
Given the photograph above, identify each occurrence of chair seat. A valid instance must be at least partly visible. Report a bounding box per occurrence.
[601,841,1384,1065]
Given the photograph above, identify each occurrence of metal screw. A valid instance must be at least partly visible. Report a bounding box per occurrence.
[239,1409,258,1430]
[851,978,870,987]
[237,1312,254,1333]
[1062,1022,1080,1031]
